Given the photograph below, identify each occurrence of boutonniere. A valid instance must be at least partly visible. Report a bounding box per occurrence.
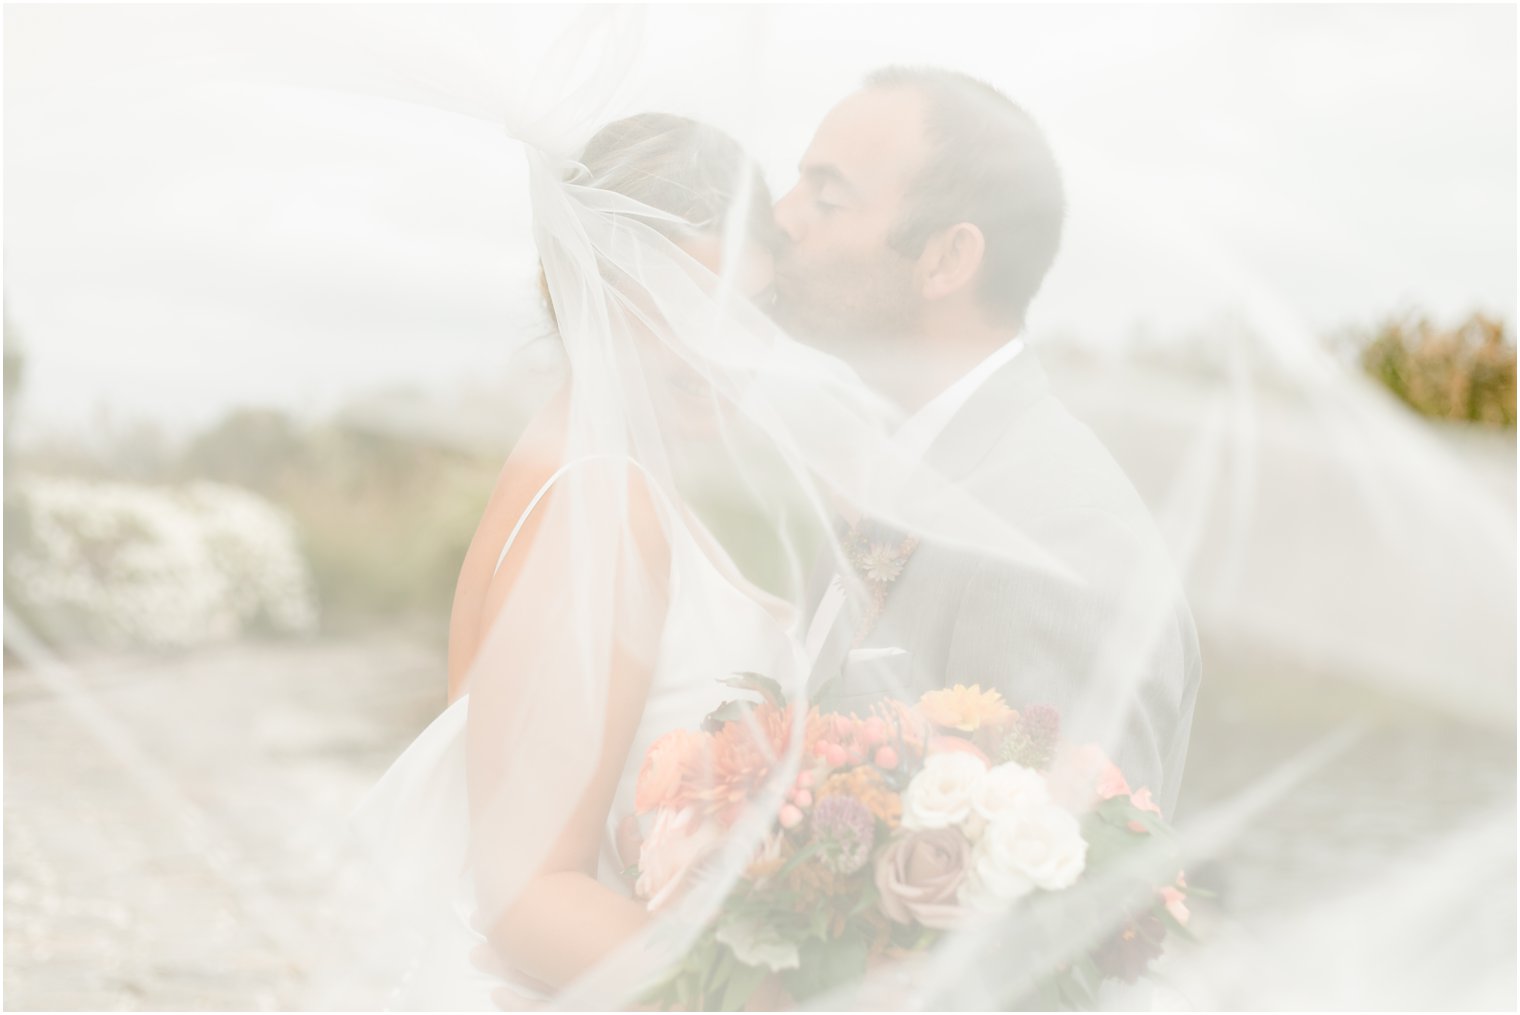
[843,521,919,646]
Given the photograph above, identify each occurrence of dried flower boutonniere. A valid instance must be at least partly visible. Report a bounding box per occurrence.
[842,521,919,646]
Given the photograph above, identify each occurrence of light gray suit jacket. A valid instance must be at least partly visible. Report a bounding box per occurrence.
[806,348,1201,815]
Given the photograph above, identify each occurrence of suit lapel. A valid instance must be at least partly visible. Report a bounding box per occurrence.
[805,347,1051,708]
[919,346,1050,482]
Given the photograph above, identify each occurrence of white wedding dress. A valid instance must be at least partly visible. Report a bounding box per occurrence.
[349,456,804,1010]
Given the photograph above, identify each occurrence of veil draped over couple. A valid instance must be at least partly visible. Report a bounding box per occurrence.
[349,13,1199,1012]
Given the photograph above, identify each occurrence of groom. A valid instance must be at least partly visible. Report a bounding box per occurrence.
[773,67,1200,815]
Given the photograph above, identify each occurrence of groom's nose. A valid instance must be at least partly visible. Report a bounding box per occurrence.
[772,183,808,244]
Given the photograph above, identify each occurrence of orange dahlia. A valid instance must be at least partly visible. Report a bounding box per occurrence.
[689,702,812,824]
[635,727,711,813]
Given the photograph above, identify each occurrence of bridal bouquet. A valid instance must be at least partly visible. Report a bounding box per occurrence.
[631,679,1192,1010]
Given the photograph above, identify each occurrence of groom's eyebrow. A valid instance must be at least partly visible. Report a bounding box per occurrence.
[798,162,858,196]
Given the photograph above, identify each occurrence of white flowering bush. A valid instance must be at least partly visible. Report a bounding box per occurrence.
[5,476,319,650]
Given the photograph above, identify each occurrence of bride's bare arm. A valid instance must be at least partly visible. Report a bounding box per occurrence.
[447,389,571,704]
[462,464,673,992]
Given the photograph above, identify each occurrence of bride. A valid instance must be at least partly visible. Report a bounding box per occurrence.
[443,111,800,1000]
[351,109,878,1009]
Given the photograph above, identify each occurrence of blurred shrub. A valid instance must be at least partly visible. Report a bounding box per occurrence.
[6,476,319,650]
[176,409,500,633]
[1357,313,1516,427]
[8,405,502,641]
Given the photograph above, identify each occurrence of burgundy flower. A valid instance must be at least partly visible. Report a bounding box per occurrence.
[998,704,1062,771]
[1092,910,1166,984]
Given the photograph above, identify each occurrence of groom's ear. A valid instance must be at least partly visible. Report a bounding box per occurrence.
[916,222,986,303]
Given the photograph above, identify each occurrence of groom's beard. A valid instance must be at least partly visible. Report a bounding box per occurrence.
[771,248,920,353]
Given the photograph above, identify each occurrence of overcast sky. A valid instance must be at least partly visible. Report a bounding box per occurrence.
[5,4,1515,438]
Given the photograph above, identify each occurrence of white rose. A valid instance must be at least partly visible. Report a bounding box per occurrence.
[971,762,1050,823]
[958,803,1088,911]
[957,862,1034,913]
[901,752,989,830]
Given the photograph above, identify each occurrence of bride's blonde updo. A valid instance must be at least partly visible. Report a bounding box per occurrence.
[538,112,780,323]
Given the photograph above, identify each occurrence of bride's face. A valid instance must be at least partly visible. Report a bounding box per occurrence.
[630,231,775,438]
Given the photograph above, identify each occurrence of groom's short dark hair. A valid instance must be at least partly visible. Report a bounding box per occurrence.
[866,66,1066,328]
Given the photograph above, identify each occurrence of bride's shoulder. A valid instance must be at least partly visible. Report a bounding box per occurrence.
[482,440,672,577]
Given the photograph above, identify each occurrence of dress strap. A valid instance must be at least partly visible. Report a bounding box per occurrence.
[490,453,668,579]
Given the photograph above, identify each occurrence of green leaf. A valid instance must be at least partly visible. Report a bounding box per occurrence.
[1160,906,1198,943]
[807,906,830,938]
[1023,975,1063,1011]
[714,915,803,972]
[848,882,881,918]
[704,943,736,1006]
[718,958,769,1013]
[776,840,821,879]
[703,698,756,732]
[636,965,680,1011]
[1059,969,1096,1011]
[674,966,696,1012]
[779,929,870,1002]
[1080,813,1139,869]
[1074,953,1103,992]
[719,671,787,708]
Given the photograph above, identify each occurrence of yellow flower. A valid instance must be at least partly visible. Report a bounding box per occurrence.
[917,684,1015,733]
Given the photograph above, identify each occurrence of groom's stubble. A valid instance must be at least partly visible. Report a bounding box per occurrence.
[771,244,921,351]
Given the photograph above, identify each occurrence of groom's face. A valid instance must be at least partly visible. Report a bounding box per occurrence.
[772,88,928,347]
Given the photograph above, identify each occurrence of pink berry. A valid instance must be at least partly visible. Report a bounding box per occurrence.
[779,804,803,829]
[875,746,899,769]
[794,789,813,808]
[797,770,816,789]
[824,743,848,767]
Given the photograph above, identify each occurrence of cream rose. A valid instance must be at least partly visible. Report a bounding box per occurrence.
[634,807,721,911]
[958,803,1088,911]
[901,752,988,830]
[634,728,704,813]
[965,761,1050,837]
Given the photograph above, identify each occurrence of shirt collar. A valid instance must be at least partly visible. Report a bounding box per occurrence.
[891,338,1026,458]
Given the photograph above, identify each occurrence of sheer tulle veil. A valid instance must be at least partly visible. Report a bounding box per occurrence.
[301,8,1203,1008]
[12,5,1508,1010]
[308,8,1509,1010]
